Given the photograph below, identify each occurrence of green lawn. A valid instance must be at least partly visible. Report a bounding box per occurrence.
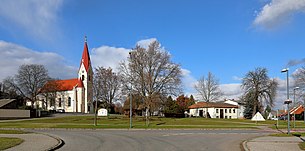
[0,137,23,150]
[0,130,29,134]
[1,115,305,129]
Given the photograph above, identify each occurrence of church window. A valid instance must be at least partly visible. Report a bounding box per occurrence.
[82,75,84,81]
[50,98,55,106]
[59,98,62,107]
[68,97,71,107]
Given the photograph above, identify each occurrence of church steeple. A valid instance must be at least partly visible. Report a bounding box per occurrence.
[80,36,91,72]
[78,36,93,113]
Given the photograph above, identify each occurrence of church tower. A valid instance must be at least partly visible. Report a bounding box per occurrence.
[78,36,93,113]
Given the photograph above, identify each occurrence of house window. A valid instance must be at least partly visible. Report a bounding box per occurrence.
[216,109,219,113]
[229,116,232,119]
[225,109,227,113]
[68,97,71,107]
[216,116,219,118]
[229,109,231,113]
[50,98,55,106]
[58,98,62,107]
[225,116,227,119]
[233,109,235,113]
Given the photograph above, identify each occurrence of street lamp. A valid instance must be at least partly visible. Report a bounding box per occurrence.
[293,87,299,128]
[281,68,291,134]
[129,52,133,129]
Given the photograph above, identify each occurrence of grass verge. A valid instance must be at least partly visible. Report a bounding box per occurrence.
[0,137,23,150]
[0,115,295,129]
[0,130,29,134]
[269,132,305,137]
[299,142,305,150]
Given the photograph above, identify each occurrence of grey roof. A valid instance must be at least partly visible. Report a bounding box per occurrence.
[0,99,16,108]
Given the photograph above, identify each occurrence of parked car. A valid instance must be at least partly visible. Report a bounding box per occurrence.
[56,109,65,113]
[271,117,278,120]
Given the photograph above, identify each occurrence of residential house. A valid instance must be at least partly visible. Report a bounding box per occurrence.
[188,101,239,119]
[223,99,245,119]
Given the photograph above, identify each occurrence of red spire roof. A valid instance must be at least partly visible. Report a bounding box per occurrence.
[80,36,91,72]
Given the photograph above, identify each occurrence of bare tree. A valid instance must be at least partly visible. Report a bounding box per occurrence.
[3,64,49,108]
[241,67,278,118]
[40,79,62,110]
[293,67,305,87]
[119,40,182,117]
[292,67,305,104]
[93,67,121,110]
[194,72,222,102]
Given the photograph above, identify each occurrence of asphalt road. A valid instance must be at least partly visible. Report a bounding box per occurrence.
[34,129,267,151]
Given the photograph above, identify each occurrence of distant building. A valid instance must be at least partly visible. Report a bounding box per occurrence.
[188,99,244,119]
[33,37,93,113]
[0,99,18,109]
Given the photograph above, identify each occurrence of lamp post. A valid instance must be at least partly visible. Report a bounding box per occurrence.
[129,52,133,129]
[281,68,290,134]
[293,87,299,128]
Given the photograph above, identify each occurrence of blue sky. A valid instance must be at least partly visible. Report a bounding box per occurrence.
[1,0,305,109]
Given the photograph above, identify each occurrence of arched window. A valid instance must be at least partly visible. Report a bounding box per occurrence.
[58,98,62,107]
[68,97,71,107]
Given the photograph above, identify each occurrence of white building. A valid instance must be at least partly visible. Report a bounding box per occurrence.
[188,100,244,119]
[35,37,93,113]
[223,99,245,119]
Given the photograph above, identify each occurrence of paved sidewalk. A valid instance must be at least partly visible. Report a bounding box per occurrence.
[244,136,303,151]
[0,133,60,151]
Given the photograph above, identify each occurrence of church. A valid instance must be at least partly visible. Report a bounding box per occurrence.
[38,37,93,113]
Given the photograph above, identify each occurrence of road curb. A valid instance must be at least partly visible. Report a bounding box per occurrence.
[241,140,249,151]
[40,133,65,151]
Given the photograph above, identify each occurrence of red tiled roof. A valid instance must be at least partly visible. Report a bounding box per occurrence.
[42,78,84,92]
[290,105,304,115]
[80,39,91,72]
[188,102,238,109]
[279,106,304,116]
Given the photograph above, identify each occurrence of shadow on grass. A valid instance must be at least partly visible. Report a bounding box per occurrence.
[156,122,166,125]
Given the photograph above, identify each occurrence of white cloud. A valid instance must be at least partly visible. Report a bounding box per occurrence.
[254,0,305,28]
[181,69,197,96]
[0,40,77,81]
[0,0,63,39]
[136,38,157,48]
[220,83,243,100]
[90,46,130,71]
[233,76,242,81]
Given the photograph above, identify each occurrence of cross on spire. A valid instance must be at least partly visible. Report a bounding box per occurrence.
[84,35,87,43]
